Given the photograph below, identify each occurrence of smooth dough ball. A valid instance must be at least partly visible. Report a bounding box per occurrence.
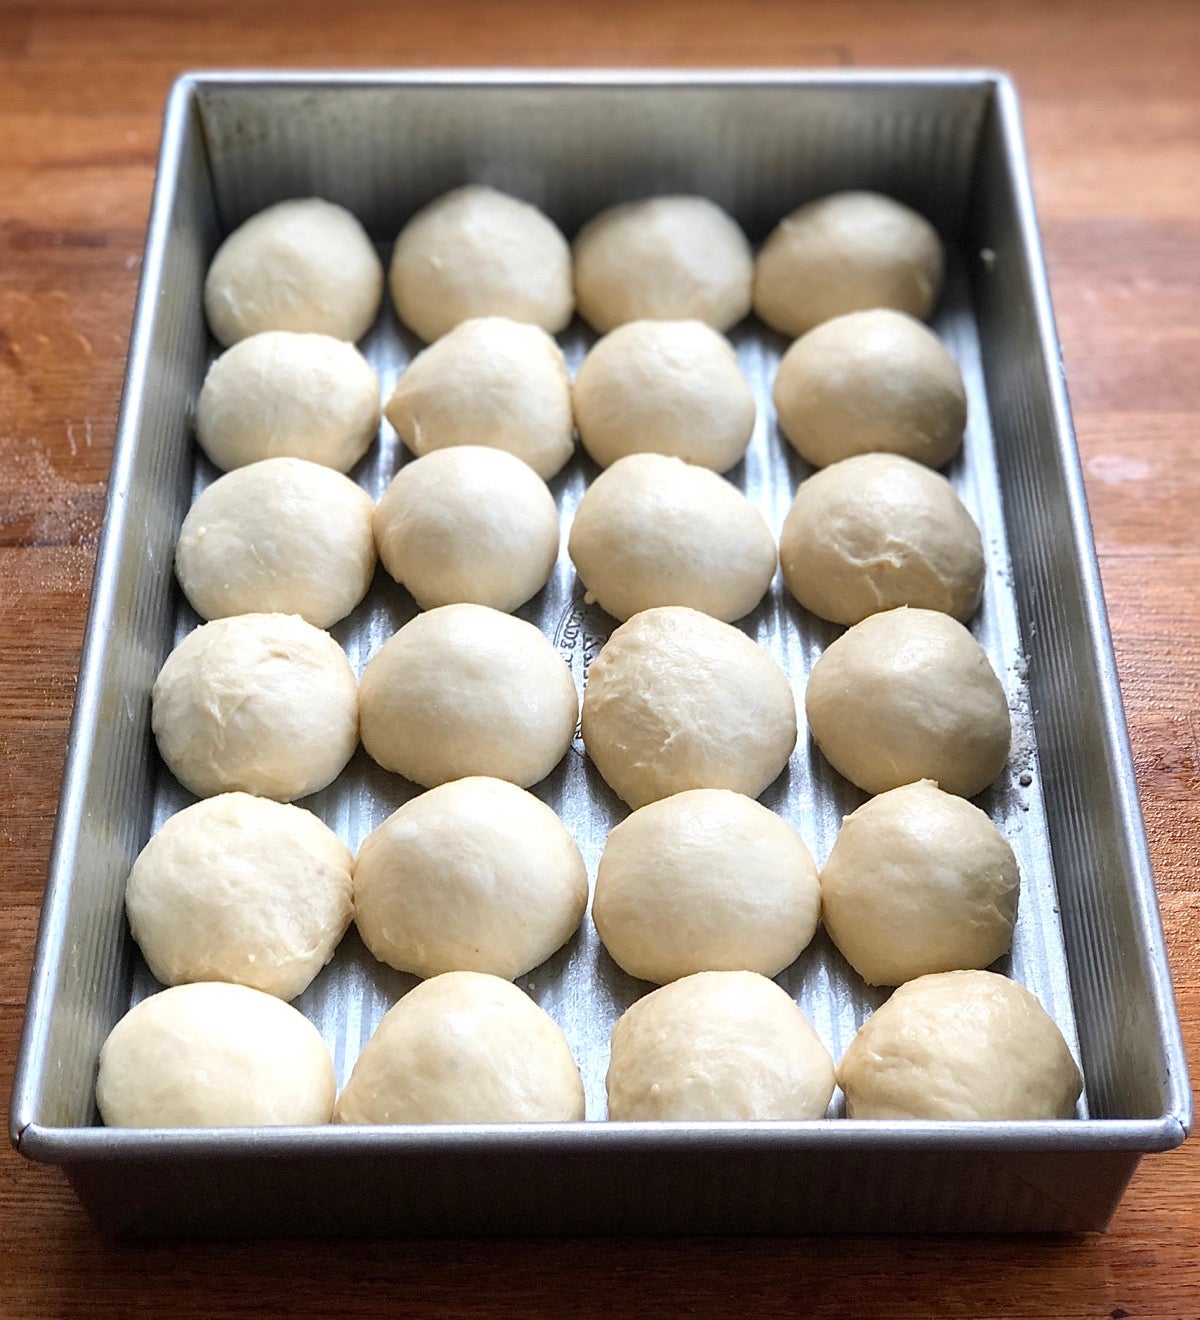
[582,607,797,809]
[838,970,1083,1120]
[569,454,776,623]
[805,607,1010,798]
[389,186,573,342]
[384,317,574,479]
[819,780,1020,987]
[779,453,984,625]
[754,191,944,337]
[593,789,819,984]
[354,777,587,980]
[196,331,381,474]
[175,457,376,628]
[359,604,577,789]
[204,198,383,346]
[126,793,353,1001]
[151,613,359,801]
[96,982,336,1127]
[606,971,834,1120]
[375,447,559,613]
[334,971,584,1124]
[573,320,756,472]
[573,196,753,334]
[773,310,966,469]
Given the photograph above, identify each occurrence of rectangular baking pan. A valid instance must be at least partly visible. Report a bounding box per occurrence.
[10,69,1190,1237]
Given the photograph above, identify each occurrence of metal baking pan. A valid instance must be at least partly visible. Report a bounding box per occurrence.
[10,69,1190,1238]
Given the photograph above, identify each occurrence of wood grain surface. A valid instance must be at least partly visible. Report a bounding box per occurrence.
[2,0,1198,1314]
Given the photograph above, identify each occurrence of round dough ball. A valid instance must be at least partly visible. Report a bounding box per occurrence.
[593,789,819,984]
[204,198,383,346]
[606,971,834,1120]
[375,447,559,613]
[838,970,1083,1120]
[805,607,1010,798]
[175,457,376,628]
[359,604,577,789]
[152,613,359,802]
[389,186,573,342]
[96,982,336,1127]
[773,309,966,469]
[581,607,797,809]
[779,453,984,625]
[569,454,776,623]
[754,191,944,337]
[354,777,587,980]
[819,780,1020,987]
[573,196,753,334]
[573,320,755,472]
[196,331,381,474]
[334,971,584,1124]
[384,317,574,480]
[126,793,353,1000]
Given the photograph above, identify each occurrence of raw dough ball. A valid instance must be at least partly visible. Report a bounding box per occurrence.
[359,604,577,788]
[779,452,984,625]
[384,317,574,479]
[354,777,587,980]
[569,454,776,623]
[773,310,966,469]
[389,186,573,342]
[805,608,1010,798]
[573,320,756,472]
[152,613,359,802]
[334,971,584,1124]
[96,982,336,1127]
[375,447,559,613]
[175,457,376,628]
[819,780,1020,986]
[593,789,820,984]
[204,198,383,346]
[582,607,797,809]
[573,196,753,333]
[838,970,1083,1120]
[606,971,834,1120]
[754,191,944,337]
[196,331,381,473]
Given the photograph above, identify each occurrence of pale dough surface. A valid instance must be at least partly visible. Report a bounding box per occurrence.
[606,971,835,1120]
[358,603,578,789]
[96,982,336,1127]
[175,457,377,628]
[573,196,753,333]
[384,317,574,480]
[772,309,966,469]
[754,191,944,338]
[334,971,585,1124]
[805,607,1010,798]
[593,789,820,984]
[568,453,776,623]
[779,452,984,625]
[837,970,1083,1120]
[573,320,755,472]
[126,793,354,1001]
[354,777,588,980]
[389,186,573,342]
[581,606,797,809]
[151,613,359,802]
[375,446,559,613]
[819,780,1020,987]
[204,198,383,346]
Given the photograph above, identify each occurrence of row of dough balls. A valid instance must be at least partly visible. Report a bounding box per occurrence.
[203,187,944,349]
[95,968,1082,1128]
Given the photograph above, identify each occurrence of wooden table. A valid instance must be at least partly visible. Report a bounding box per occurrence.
[2,1,1197,1313]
